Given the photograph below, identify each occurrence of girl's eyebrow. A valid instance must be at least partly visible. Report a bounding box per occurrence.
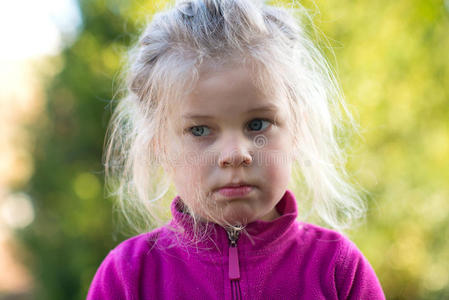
[182,104,279,120]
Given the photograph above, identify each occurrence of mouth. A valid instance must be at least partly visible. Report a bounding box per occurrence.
[216,183,254,198]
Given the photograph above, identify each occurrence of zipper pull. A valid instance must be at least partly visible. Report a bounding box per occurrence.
[227,227,242,280]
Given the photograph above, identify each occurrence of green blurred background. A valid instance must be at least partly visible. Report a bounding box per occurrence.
[0,0,448,299]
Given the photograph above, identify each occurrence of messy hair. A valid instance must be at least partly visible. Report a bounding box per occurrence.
[103,0,368,239]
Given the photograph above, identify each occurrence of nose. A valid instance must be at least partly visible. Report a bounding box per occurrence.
[218,138,253,168]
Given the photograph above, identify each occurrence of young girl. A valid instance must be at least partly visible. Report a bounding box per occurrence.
[87,0,386,299]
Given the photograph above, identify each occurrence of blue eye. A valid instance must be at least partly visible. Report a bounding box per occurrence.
[248,119,271,131]
[188,119,272,137]
[190,126,211,137]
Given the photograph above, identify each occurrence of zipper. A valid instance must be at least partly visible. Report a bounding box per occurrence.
[226,227,243,300]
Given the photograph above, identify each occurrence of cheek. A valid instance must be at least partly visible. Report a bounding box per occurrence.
[266,159,292,183]
[259,137,293,163]
[257,137,293,178]
[164,132,214,188]
[171,158,210,191]
[170,163,213,221]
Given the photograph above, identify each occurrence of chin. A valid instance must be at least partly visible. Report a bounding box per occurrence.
[216,202,263,226]
[222,212,257,226]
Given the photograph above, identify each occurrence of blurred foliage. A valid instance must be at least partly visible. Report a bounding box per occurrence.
[15,0,449,299]
[300,0,449,299]
[302,1,449,299]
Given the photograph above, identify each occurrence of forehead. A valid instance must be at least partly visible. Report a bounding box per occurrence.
[194,64,260,97]
[175,63,282,117]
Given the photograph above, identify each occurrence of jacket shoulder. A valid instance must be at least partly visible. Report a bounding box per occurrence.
[300,222,347,243]
[297,222,348,255]
[111,228,163,257]
[299,223,385,299]
[86,227,167,299]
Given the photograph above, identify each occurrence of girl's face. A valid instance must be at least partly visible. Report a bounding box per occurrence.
[163,63,294,226]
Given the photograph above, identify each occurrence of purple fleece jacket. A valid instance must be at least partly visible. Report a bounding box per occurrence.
[87,189,386,299]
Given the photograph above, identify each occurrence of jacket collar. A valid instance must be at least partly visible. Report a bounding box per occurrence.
[167,189,301,254]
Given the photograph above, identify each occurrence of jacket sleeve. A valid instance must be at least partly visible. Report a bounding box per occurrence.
[86,249,137,300]
[335,237,386,300]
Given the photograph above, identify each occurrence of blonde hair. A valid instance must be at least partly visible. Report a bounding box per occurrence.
[103,0,368,238]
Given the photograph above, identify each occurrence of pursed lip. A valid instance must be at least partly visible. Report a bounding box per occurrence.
[216,183,254,198]
[216,182,254,190]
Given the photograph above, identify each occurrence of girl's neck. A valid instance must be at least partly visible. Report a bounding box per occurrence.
[258,207,281,222]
